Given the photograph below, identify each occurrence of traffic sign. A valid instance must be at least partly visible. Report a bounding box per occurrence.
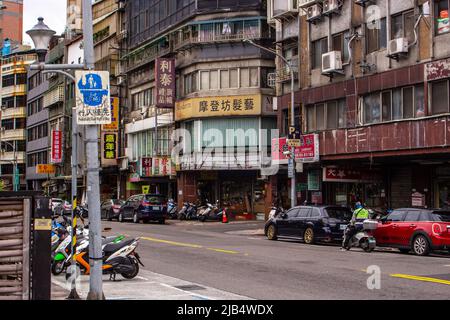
[288,159,295,178]
[287,139,301,147]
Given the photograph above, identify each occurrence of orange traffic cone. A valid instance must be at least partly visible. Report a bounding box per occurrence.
[222,208,228,223]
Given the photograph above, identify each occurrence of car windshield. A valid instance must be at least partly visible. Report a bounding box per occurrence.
[432,212,450,222]
[144,195,165,204]
[325,208,353,221]
[113,199,124,205]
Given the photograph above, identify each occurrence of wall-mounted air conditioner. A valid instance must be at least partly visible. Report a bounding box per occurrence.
[388,38,409,57]
[306,4,322,23]
[299,0,323,9]
[322,51,343,74]
[322,0,342,15]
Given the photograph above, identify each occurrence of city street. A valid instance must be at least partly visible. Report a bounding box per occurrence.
[52,220,450,300]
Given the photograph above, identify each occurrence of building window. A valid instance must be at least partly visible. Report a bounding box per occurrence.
[363,85,425,124]
[392,10,415,43]
[312,37,328,69]
[332,31,350,63]
[306,100,347,132]
[435,0,450,35]
[367,17,387,53]
[431,80,449,115]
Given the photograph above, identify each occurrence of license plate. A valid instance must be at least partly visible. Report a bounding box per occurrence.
[153,206,160,211]
[340,224,348,230]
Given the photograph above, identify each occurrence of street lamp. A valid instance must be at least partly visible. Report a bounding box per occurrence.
[26,17,56,62]
[243,39,298,209]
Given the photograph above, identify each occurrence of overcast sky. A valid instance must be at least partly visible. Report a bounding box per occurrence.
[23,0,67,46]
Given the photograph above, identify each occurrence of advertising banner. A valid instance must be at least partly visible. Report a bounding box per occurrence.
[51,130,63,164]
[101,132,118,167]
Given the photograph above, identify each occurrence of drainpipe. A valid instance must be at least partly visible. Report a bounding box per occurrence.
[386,0,392,69]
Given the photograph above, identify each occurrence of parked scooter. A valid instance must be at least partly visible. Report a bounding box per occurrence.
[197,200,225,222]
[343,219,378,252]
[178,202,198,220]
[73,236,144,280]
[167,199,178,220]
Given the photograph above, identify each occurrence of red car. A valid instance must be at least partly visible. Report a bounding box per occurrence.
[373,208,450,256]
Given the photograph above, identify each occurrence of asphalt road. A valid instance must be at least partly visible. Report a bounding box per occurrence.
[101,219,450,300]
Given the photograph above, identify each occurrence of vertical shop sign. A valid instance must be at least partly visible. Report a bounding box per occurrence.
[155,58,175,108]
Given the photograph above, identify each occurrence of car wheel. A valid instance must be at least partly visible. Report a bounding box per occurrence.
[133,211,140,224]
[118,213,124,223]
[399,248,410,254]
[304,228,315,245]
[412,235,431,256]
[107,210,113,222]
[266,224,278,240]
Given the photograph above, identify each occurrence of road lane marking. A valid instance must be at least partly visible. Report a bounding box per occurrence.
[141,236,244,255]
[141,237,203,249]
[390,274,450,286]
[206,248,239,254]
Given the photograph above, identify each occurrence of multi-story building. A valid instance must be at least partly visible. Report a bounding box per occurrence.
[119,0,276,216]
[0,48,36,191]
[0,0,23,48]
[268,0,450,211]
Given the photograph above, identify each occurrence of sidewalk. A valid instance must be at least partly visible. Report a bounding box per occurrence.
[52,269,251,300]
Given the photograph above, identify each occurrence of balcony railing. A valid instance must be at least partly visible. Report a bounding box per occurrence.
[126,46,171,72]
[276,61,299,82]
[0,107,26,119]
[0,84,26,97]
[0,129,25,141]
[43,85,65,108]
[0,151,25,163]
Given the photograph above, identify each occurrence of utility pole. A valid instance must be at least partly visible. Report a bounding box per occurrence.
[81,0,104,300]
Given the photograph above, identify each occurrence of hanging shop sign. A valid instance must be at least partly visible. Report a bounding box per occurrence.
[412,192,426,207]
[101,97,120,131]
[142,185,150,194]
[36,164,55,175]
[51,130,63,164]
[323,167,382,183]
[101,132,118,167]
[140,157,152,177]
[308,170,321,191]
[271,134,320,165]
[75,71,111,125]
[152,157,175,177]
[175,94,262,121]
[155,58,176,108]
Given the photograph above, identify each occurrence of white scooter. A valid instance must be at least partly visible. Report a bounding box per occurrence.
[343,220,378,252]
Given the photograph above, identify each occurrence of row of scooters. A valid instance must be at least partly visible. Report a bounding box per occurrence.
[167,199,226,222]
[51,212,144,280]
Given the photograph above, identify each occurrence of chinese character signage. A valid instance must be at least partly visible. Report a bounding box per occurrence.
[271,134,320,165]
[140,157,152,177]
[323,167,382,183]
[36,164,55,174]
[152,157,173,177]
[175,95,262,121]
[155,58,175,108]
[51,130,63,164]
[101,132,118,167]
[75,71,112,125]
[102,97,119,131]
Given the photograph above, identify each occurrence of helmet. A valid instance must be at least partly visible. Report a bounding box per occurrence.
[355,202,363,209]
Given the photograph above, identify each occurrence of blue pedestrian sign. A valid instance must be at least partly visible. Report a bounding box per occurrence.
[75,71,112,125]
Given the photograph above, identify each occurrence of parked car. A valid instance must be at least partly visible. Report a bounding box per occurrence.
[119,194,167,224]
[265,205,353,244]
[101,199,125,221]
[373,208,450,256]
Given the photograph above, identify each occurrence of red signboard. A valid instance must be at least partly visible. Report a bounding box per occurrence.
[323,167,382,183]
[272,134,319,164]
[155,58,175,108]
[51,130,63,164]
[141,157,152,177]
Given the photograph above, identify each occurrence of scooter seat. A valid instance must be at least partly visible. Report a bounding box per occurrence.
[103,239,134,255]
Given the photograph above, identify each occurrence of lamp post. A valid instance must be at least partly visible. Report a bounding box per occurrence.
[243,39,298,209]
[27,7,104,300]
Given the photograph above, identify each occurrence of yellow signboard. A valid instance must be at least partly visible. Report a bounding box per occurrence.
[36,164,55,174]
[142,185,150,194]
[102,97,119,131]
[35,219,52,231]
[175,94,262,121]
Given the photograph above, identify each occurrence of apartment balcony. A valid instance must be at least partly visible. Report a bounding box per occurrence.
[0,128,25,141]
[0,107,26,120]
[0,84,26,97]
[44,85,65,108]
[318,115,450,160]
[0,151,25,164]
[276,63,299,82]
[125,46,171,73]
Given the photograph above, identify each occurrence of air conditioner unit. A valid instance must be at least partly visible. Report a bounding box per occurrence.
[388,38,409,56]
[322,51,343,74]
[323,0,342,15]
[299,0,322,9]
[306,4,322,22]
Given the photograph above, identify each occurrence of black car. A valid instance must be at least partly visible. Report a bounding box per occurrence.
[265,206,353,244]
[101,199,125,221]
[119,194,167,224]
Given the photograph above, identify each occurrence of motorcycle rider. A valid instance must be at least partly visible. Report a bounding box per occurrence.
[342,202,370,250]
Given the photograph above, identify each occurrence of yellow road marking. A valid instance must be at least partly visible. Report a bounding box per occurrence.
[141,237,203,249]
[207,248,239,254]
[390,274,450,286]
